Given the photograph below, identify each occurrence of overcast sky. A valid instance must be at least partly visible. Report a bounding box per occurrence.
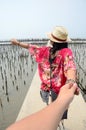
[0,0,86,40]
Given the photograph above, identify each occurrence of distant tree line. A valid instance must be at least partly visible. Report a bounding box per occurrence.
[0,38,86,43]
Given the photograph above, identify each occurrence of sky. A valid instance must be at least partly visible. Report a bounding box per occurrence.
[0,0,86,40]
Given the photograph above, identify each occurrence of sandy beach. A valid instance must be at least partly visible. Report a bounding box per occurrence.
[16,69,86,130]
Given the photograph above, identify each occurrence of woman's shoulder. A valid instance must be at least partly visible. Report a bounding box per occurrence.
[29,44,50,51]
[60,48,72,54]
[59,48,73,59]
[39,46,50,51]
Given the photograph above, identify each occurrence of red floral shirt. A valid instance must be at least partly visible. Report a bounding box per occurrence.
[28,44,76,94]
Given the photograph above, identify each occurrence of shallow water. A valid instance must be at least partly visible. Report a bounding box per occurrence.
[0,44,37,130]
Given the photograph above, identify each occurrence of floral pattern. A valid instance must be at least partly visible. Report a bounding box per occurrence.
[28,44,76,94]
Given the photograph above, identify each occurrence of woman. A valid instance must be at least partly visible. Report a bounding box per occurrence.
[11,26,77,128]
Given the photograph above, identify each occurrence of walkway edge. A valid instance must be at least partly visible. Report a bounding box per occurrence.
[16,70,46,121]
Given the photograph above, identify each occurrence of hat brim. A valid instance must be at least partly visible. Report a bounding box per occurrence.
[47,33,72,43]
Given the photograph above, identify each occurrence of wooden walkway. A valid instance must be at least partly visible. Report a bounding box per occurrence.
[16,70,86,130]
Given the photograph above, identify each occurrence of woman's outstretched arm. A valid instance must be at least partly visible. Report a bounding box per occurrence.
[11,39,29,49]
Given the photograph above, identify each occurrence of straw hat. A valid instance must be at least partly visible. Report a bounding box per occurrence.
[47,26,71,43]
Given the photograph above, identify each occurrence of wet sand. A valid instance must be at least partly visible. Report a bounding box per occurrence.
[16,70,86,130]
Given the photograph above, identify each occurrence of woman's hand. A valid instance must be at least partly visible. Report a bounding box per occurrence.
[57,83,79,110]
[11,39,19,45]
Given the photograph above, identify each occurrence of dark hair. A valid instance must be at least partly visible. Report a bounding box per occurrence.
[49,42,68,63]
[51,42,68,54]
